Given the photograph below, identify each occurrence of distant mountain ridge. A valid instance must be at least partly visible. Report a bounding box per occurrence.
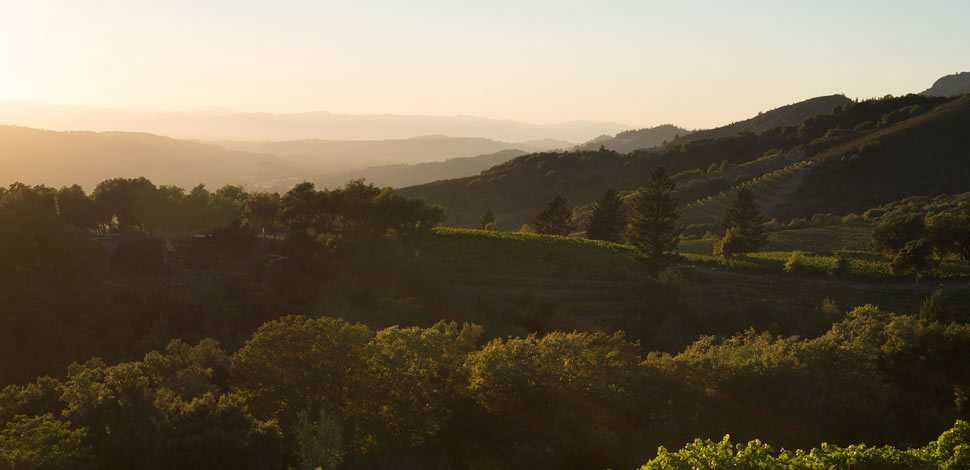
[921,72,970,97]
[213,136,570,173]
[0,126,294,191]
[308,149,528,190]
[0,101,630,142]
[0,127,555,192]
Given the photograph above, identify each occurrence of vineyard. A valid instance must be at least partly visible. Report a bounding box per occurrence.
[681,160,815,225]
[424,228,970,334]
[640,420,970,470]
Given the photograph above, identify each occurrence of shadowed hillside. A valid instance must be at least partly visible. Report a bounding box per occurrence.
[670,94,852,145]
[774,94,970,219]
[400,94,961,229]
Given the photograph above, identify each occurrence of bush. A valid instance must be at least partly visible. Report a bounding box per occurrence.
[890,239,936,277]
[828,249,851,279]
[783,250,808,274]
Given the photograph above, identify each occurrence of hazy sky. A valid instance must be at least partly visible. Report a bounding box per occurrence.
[1,0,967,128]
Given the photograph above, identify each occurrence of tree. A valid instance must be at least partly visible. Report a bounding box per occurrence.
[585,188,626,243]
[871,214,926,255]
[55,185,98,231]
[717,186,767,256]
[91,177,157,232]
[479,208,497,231]
[242,192,281,234]
[890,239,936,279]
[920,287,954,323]
[926,210,970,260]
[0,414,89,470]
[626,168,681,271]
[535,195,576,236]
[292,408,344,470]
[280,182,320,230]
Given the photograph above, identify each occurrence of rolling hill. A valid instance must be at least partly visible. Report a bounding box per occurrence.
[214,136,567,172]
[0,127,556,192]
[309,149,528,190]
[921,72,970,97]
[570,94,849,155]
[670,94,852,145]
[0,126,298,191]
[399,93,966,229]
[575,124,691,152]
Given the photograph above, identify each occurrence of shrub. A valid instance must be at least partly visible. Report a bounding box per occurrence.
[828,249,851,279]
[783,250,808,274]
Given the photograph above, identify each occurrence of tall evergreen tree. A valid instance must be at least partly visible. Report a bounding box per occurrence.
[717,186,767,257]
[626,168,681,271]
[585,188,626,243]
[479,208,497,231]
[535,195,576,236]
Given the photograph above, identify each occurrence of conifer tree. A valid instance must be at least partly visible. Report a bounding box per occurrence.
[535,195,576,236]
[717,186,767,257]
[626,168,681,271]
[920,287,954,323]
[479,208,497,231]
[585,189,627,243]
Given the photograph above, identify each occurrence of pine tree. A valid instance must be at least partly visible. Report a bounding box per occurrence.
[920,287,954,323]
[479,208,497,231]
[585,188,626,243]
[535,195,576,236]
[626,167,681,271]
[717,186,767,256]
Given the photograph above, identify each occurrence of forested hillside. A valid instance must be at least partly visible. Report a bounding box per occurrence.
[401,93,964,230]
[669,94,852,145]
[575,124,691,152]
[4,1,969,467]
[2,171,970,469]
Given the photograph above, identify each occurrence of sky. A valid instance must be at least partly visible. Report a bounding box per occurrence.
[1,0,968,129]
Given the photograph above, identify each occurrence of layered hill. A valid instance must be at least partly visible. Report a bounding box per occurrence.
[310,149,527,190]
[0,126,298,191]
[400,93,965,229]
[575,124,691,152]
[0,127,554,192]
[214,136,567,172]
[569,95,849,155]
[0,100,629,142]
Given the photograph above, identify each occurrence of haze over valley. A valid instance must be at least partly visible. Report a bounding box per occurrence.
[2,2,970,469]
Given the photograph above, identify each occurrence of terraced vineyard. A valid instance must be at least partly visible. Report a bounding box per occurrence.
[681,222,873,253]
[681,160,814,225]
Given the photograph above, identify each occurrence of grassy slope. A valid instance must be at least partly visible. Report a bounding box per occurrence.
[426,228,970,347]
